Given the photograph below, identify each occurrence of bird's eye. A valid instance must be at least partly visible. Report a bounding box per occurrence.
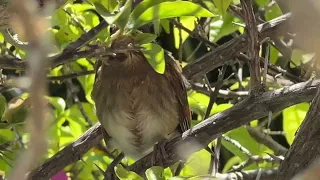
[109,53,128,62]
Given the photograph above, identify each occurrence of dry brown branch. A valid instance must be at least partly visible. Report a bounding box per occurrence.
[240,0,261,91]
[27,123,103,180]
[276,84,320,179]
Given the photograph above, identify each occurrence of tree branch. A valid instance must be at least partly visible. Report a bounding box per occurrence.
[241,0,261,91]
[27,123,103,180]
[276,84,320,180]
[216,168,278,180]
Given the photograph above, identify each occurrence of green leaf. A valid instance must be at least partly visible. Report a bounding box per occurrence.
[0,96,7,119]
[96,0,132,30]
[2,98,30,128]
[0,129,14,144]
[283,103,309,144]
[209,13,241,43]
[229,78,249,90]
[160,19,170,34]
[214,0,232,16]
[222,156,242,173]
[66,3,94,14]
[91,0,119,13]
[264,2,283,21]
[146,166,165,180]
[141,43,165,74]
[93,2,114,22]
[78,74,96,104]
[47,97,66,115]
[132,1,215,29]
[173,16,196,49]
[222,127,272,161]
[187,91,212,118]
[269,45,279,64]
[302,53,315,64]
[115,165,144,180]
[291,49,303,68]
[256,0,270,7]
[114,0,132,30]
[211,103,233,115]
[81,11,100,30]
[130,0,172,22]
[135,33,157,44]
[180,149,211,176]
[63,104,89,138]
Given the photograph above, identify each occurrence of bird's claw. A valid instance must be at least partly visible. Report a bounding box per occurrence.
[151,139,170,166]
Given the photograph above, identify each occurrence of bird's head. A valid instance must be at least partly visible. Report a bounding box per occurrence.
[100,34,143,69]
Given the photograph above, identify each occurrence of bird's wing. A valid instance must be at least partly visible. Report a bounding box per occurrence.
[94,59,102,83]
[164,53,191,133]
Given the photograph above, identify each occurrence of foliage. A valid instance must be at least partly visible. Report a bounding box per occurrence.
[0,0,312,179]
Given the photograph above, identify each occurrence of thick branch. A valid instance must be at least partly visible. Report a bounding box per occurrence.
[28,123,103,180]
[276,84,320,179]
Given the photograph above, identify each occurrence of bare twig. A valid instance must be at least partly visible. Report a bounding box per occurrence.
[237,54,304,83]
[170,19,218,48]
[203,65,227,175]
[240,0,261,91]
[246,126,287,156]
[191,83,249,98]
[216,168,278,180]
[48,70,95,81]
[231,155,280,172]
[204,65,227,118]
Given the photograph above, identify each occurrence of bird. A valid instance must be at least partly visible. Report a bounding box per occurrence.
[92,34,191,162]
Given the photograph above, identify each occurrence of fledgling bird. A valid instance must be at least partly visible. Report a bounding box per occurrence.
[92,34,190,161]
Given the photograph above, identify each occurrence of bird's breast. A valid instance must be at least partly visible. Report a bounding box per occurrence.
[93,68,179,160]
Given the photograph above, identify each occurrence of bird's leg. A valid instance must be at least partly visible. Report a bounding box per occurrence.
[104,152,124,180]
[151,139,171,166]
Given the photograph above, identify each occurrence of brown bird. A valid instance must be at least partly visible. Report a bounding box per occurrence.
[92,34,190,162]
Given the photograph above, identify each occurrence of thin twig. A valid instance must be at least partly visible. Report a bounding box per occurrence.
[246,126,287,155]
[231,155,280,172]
[240,0,261,92]
[203,65,227,175]
[48,70,95,81]
[170,19,218,48]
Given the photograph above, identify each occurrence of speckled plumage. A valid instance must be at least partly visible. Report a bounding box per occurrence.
[92,35,190,160]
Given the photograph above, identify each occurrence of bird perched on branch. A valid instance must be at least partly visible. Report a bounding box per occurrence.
[92,34,191,163]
